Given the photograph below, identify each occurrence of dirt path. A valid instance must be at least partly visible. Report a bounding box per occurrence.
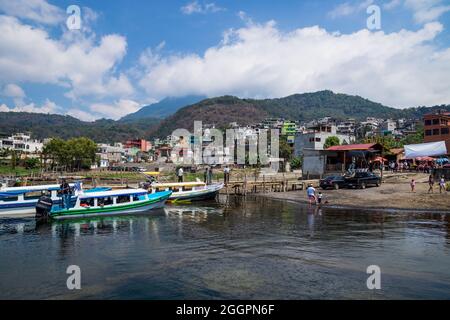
[259,173,450,212]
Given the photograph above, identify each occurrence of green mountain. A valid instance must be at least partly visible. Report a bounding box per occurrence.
[0,112,160,143]
[1,91,449,142]
[148,90,450,138]
[120,95,206,121]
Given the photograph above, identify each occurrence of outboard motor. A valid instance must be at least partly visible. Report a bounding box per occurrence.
[36,195,53,219]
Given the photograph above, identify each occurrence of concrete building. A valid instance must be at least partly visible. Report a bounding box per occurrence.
[96,143,124,167]
[0,133,43,154]
[294,124,354,157]
[424,110,450,153]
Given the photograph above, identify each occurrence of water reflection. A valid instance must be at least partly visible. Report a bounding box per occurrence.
[0,197,450,299]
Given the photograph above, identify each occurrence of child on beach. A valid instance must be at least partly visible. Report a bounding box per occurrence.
[410,179,416,193]
[317,192,323,205]
[439,176,446,193]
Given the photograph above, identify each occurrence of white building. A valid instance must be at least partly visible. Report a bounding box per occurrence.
[294,124,353,157]
[0,133,43,154]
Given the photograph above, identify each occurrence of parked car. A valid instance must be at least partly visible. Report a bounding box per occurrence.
[344,172,381,189]
[320,175,346,190]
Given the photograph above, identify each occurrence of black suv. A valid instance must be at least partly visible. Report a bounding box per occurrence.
[344,172,381,189]
[320,175,346,190]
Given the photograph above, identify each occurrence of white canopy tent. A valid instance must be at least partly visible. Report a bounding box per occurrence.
[404,141,448,159]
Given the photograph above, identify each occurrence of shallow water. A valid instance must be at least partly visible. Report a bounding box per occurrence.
[0,195,450,299]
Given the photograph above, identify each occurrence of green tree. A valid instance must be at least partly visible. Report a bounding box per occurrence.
[324,136,340,149]
[290,157,302,170]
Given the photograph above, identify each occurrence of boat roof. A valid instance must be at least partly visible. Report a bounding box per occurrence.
[78,188,148,199]
[0,183,75,193]
[152,182,205,187]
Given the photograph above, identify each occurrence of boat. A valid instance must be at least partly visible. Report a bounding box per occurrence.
[149,182,224,203]
[0,184,111,216]
[36,189,172,220]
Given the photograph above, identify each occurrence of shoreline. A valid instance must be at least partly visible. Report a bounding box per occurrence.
[254,173,450,213]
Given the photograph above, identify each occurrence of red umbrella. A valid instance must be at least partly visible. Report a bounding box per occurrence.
[416,156,435,162]
[373,156,388,162]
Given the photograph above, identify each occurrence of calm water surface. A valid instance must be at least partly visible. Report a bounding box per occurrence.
[1,196,450,299]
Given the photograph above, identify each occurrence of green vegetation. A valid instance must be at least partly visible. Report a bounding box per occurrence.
[324,136,341,149]
[43,137,98,171]
[290,157,302,170]
[0,112,160,143]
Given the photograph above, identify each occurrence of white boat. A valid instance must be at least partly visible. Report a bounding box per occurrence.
[149,181,224,202]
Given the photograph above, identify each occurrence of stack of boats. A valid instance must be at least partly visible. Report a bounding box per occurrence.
[0,179,224,220]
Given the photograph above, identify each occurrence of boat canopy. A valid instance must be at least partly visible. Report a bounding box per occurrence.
[78,188,149,199]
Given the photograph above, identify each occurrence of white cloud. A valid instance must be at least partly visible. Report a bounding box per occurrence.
[2,83,26,106]
[138,20,450,108]
[0,15,133,100]
[328,0,374,18]
[405,0,450,23]
[383,0,402,10]
[0,0,64,25]
[66,108,96,122]
[89,99,142,120]
[0,99,61,114]
[181,1,225,15]
[2,83,25,98]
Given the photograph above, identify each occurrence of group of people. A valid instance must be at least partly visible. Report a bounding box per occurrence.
[306,184,323,206]
[410,175,447,193]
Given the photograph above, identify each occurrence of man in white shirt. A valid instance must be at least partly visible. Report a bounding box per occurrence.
[177,167,184,183]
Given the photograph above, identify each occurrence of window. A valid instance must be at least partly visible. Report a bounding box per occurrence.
[425,120,432,126]
[441,128,449,135]
[0,195,19,202]
[117,195,130,204]
[98,197,113,206]
[433,129,440,135]
[80,199,94,208]
[315,137,321,142]
[24,191,47,200]
[425,130,432,136]
[432,119,439,125]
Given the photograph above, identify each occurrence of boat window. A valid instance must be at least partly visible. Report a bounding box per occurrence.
[98,197,114,206]
[24,191,48,200]
[117,195,130,204]
[0,195,19,202]
[80,199,94,208]
[133,195,140,202]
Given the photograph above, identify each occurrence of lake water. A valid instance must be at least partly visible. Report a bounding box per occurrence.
[1,195,450,300]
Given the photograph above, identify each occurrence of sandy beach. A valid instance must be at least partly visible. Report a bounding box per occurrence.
[259,173,450,212]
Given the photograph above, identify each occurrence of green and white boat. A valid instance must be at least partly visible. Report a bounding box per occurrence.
[36,189,172,220]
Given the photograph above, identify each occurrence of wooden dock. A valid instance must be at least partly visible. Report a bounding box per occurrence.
[221,179,319,196]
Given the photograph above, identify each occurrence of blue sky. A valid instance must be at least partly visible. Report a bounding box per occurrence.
[0,0,449,121]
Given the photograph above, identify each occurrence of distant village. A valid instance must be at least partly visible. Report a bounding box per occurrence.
[1,109,449,178]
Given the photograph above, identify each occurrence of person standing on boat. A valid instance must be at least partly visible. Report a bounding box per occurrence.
[60,179,72,209]
[207,166,213,185]
[224,165,230,185]
[177,167,184,183]
[204,167,209,184]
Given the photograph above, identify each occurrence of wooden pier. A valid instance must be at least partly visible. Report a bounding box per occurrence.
[221,179,319,196]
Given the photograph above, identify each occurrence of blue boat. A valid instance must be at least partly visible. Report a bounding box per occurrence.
[0,184,111,216]
[36,189,172,220]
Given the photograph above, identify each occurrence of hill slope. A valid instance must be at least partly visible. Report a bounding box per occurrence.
[0,112,160,143]
[148,91,450,138]
[120,95,206,121]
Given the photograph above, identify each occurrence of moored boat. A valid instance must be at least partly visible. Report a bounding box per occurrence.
[36,189,172,220]
[149,182,224,202]
[0,184,112,217]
